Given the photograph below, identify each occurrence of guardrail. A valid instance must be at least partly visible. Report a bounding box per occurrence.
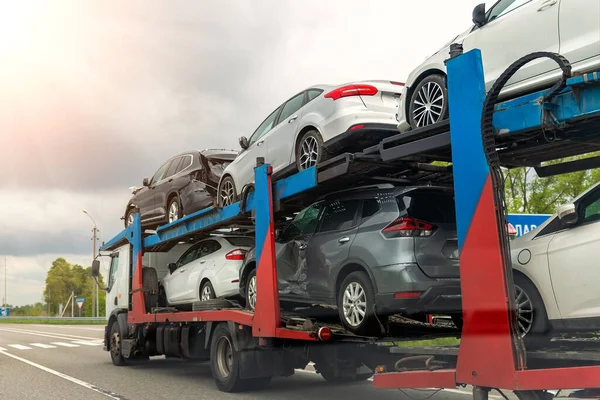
[0,316,106,321]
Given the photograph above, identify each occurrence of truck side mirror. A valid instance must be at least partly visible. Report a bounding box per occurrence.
[558,203,578,226]
[143,178,149,186]
[472,3,486,27]
[168,263,177,274]
[91,259,100,278]
[239,136,249,150]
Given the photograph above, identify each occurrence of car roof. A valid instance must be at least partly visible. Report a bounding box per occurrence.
[319,184,453,201]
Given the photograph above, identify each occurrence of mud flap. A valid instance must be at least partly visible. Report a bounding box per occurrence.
[239,348,293,380]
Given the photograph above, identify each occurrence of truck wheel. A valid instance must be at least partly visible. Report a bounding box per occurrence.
[209,323,248,392]
[142,267,159,312]
[109,321,127,366]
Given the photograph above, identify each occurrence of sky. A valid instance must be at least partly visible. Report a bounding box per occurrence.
[0,0,482,305]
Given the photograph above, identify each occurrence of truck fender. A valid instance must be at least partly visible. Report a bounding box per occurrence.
[204,321,246,352]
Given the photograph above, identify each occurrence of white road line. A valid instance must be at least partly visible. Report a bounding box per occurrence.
[0,327,97,340]
[8,344,32,350]
[51,342,80,348]
[0,350,125,399]
[71,340,102,346]
[0,346,6,351]
[30,343,57,349]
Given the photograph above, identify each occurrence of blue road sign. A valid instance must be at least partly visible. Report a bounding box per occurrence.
[0,307,10,317]
[507,214,551,237]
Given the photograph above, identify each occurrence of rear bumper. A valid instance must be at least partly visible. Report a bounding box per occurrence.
[375,283,462,316]
[324,123,399,153]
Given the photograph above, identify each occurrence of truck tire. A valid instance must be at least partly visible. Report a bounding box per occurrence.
[209,323,248,392]
[143,267,159,312]
[109,321,127,366]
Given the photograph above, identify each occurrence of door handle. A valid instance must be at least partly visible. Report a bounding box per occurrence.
[200,260,206,264]
[298,243,307,250]
[179,268,186,273]
[537,0,557,11]
[338,237,350,244]
[288,115,298,123]
[257,140,264,146]
[168,178,173,182]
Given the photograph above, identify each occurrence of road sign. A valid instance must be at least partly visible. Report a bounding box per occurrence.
[507,214,551,237]
[76,297,85,309]
[0,307,9,317]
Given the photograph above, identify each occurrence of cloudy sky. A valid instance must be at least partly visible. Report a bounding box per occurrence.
[0,0,485,305]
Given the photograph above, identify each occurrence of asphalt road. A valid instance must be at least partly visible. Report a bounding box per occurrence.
[0,324,509,400]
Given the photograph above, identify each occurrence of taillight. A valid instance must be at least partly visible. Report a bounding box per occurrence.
[382,217,436,238]
[324,84,378,100]
[225,249,247,260]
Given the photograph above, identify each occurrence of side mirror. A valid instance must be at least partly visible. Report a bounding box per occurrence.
[239,136,249,150]
[472,3,486,27]
[91,259,100,278]
[558,203,578,226]
[168,263,177,274]
[274,228,281,240]
[143,178,149,186]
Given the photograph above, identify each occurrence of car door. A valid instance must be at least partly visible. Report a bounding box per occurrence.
[547,187,600,321]
[265,91,306,174]
[152,156,182,220]
[231,106,281,189]
[139,160,171,221]
[162,242,201,304]
[557,0,600,69]
[462,0,560,90]
[305,199,361,300]
[184,239,221,301]
[275,201,325,297]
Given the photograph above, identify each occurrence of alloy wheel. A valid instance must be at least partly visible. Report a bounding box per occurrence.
[201,285,213,301]
[215,336,234,378]
[247,274,257,310]
[168,201,179,223]
[299,136,319,170]
[412,81,445,128]
[220,180,235,206]
[342,282,367,327]
[515,284,534,337]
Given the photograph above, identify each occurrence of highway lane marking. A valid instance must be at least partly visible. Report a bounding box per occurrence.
[0,350,128,399]
[71,340,103,346]
[0,327,97,340]
[0,346,6,351]
[52,342,80,348]
[30,343,57,349]
[8,344,32,350]
[0,328,99,340]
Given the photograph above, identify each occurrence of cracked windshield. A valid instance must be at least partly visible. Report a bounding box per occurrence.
[1,0,600,399]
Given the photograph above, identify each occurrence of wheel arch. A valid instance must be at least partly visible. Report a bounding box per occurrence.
[405,68,447,118]
[239,259,256,294]
[513,269,550,316]
[292,125,322,163]
[334,261,378,297]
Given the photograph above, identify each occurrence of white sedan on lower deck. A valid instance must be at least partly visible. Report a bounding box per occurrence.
[511,180,600,339]
[160,236,254,305]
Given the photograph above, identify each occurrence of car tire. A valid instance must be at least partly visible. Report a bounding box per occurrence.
[337,271,378,336]
[124,208,135,228]
[295,130,327,171]
[167,196,182,224]
[245,269,257,312]
[513,274,551,347]
[200,281,216,301]
[218,175,238,208]
[408,74,448,129]
[142,267,159,312]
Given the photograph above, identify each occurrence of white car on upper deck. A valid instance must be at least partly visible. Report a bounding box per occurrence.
[217,80,404,207]
[397,0,600,132]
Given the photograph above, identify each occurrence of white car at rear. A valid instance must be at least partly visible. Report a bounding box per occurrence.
[161,236,254,305]
[217,80,404,206]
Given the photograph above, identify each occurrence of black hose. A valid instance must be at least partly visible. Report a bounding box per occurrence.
[480,52,571,363]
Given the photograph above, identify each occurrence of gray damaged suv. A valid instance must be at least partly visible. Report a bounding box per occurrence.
[238,184,461,335]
